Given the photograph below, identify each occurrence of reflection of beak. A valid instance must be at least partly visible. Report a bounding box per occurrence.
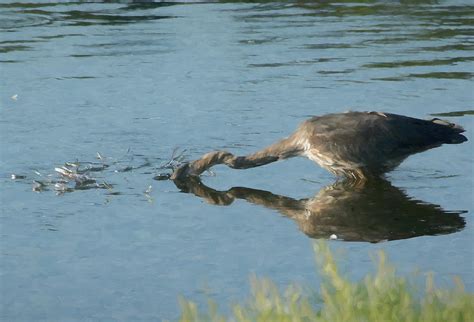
[173,176,236,206]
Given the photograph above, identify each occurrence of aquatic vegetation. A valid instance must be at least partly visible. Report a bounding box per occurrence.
[431,110,474,117]
[178,241,474,321]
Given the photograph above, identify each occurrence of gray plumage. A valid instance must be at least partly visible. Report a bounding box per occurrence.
[171,111,467,181]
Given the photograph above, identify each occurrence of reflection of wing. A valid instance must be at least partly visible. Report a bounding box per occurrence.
[173,177,465,243]
[301,179,466,242]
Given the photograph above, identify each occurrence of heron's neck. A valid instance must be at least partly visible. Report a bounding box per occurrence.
[185,134,303,177]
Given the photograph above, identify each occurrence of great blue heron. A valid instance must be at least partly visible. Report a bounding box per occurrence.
[171,111,467,181]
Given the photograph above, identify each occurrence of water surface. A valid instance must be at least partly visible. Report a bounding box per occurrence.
[1,1,473,320]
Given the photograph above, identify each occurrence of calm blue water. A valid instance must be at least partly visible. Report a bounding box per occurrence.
[1,1,473,320]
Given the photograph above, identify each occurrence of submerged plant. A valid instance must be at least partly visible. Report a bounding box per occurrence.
[178,241,474,322]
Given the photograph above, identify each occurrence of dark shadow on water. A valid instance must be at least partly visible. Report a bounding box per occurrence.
[0,3,177,31]
[172,177,466,243]
[431,110,474,117]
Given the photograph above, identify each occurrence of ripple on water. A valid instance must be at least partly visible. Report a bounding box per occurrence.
[0,11,52,29]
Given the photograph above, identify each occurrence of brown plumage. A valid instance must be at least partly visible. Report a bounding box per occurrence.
[171,111,467,181]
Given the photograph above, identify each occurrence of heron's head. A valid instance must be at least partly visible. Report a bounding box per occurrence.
[170,163,193,181]
[170,150,235,181]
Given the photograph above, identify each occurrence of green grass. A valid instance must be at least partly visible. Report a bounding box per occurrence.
[178,241,474,322]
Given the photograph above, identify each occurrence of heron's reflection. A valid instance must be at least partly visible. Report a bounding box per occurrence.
[173,178,465,243]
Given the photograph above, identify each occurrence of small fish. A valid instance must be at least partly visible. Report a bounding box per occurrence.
[96,152,104,160]
[11,174,26,180]
[54,182,69,192]
[32,180,45,192]
[11,94,18,101]
[153,173,170,181]
[65,162,80,168]
[55,167,75,179]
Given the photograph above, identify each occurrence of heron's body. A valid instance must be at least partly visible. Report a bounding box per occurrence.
[171,111,467,181]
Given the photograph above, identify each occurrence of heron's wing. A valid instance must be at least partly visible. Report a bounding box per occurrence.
[303,112,466,167]
[377,112,466,152]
